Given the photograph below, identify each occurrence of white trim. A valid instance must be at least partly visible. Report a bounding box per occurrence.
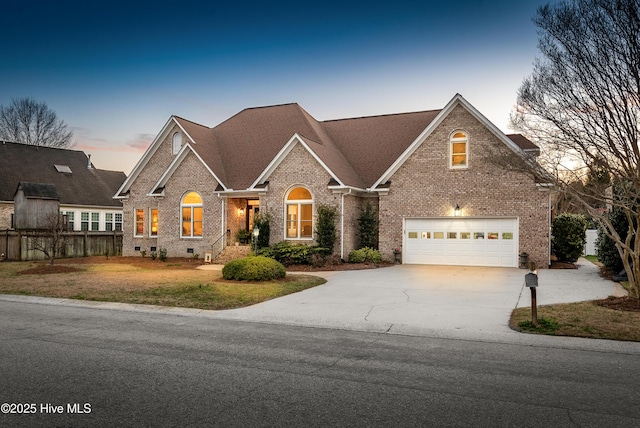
[283,185,314,240]
[372,94,527,190]
[449,129,469,169]
[134,208,144,237]
[148,143,227,196]
[250,134,345,190]
[114,116,204,199]
[149,207,158,238]
[180,191,204,239]
[172,132,182,155]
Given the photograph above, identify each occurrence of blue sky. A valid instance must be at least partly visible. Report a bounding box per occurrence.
[0,0,555,174]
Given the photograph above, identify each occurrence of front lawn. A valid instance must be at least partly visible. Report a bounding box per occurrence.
[510,299,640,341]
[0,257,325,310]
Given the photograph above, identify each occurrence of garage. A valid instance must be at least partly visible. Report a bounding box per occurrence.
[403,218,518,267]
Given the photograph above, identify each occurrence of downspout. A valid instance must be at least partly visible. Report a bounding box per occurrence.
[222,197,226,247]
[341,192,344,260]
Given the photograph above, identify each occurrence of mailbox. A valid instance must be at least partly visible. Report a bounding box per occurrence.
[525,272,538,288]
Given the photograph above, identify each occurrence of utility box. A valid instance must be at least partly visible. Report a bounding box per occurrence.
[525,272,539,288]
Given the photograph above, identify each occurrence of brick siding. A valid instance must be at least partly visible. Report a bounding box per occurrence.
[378,104,550,268]
[0,202,13,229]
[122,125,223,258]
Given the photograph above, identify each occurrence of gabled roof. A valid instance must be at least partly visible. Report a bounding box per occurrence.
[15,182,59,200]
[373,94,536,188]
[0,142,126,207]
[121,94,538,196]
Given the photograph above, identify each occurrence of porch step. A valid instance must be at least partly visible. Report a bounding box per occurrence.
[213,245,252,264]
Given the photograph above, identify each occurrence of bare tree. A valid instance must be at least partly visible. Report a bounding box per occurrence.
[29,211,67,265]
[510,0,640,296]
[0,97,73,148]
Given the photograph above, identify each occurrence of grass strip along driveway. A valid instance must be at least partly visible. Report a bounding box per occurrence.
[0,258,325,310]
[510,300,640,342]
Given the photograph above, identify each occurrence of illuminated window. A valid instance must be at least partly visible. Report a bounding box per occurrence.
[450,131,468,168]
[150,208,158,237]
[172,132,182,154]
[285,187,313,239]
[135,209,144,236]
[181,192,202,238]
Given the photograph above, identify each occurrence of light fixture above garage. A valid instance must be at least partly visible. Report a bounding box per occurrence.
[454,204,461,217]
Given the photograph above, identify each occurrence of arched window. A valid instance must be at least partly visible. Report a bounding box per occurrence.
[172,132,182,155]
[450,131,468,168]
[181,191,202,237]
[285,187,313,239]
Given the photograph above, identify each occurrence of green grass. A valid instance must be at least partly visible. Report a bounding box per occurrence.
[108,277,325,310]
[511,301,640,341]
[0,260,326,310]
[584,255,599,264]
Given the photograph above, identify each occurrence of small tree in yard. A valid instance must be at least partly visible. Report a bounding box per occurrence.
[315,205,337,254]
[596,205,634,274]
[507,0,640,297]
[30,211,67,265]
[252,212,271,251]
[358,200,378,249]
[552,213,588,262]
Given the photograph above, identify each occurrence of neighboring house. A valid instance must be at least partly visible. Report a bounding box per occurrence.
[0,142,126,232]
[115,94,551,268]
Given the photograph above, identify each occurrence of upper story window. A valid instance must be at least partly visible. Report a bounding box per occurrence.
[285,187,313,239]
[172,132,182,155]
[181,192,203,238]
[450,131,468,169]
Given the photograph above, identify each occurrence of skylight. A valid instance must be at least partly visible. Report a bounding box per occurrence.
[54,164,72,173]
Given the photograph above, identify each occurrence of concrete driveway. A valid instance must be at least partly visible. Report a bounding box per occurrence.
[209,259,624,339]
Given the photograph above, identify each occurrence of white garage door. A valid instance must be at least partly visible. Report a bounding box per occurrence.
[404,218,518,267]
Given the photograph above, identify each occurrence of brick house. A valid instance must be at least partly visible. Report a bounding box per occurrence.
[115,94,551,268]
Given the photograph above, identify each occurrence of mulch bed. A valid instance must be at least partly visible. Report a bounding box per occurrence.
[596,296,640,312]
[285,262,394,272]
[14,257,394,274]
[550,260,578,269]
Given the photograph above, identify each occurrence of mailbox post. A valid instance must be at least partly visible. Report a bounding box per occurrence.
[525,271,539,326]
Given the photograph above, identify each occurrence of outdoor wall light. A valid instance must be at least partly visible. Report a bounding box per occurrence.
[454,204,461,217]
[238,208,245,216]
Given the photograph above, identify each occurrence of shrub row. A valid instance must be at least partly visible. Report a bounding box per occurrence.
[347,247,382,263]
[257,241,329,266]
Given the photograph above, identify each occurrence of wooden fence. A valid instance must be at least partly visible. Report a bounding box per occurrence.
[0,230,122,261]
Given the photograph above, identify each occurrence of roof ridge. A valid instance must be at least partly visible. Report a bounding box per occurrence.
[173,115,210,129]
[322,108,442,123]
[2,140,85,154]
[241,102,299,112]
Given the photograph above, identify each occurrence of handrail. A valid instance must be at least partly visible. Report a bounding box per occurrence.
[210,229,230,261]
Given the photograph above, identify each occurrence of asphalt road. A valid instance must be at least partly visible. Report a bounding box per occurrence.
[1,300,640,427]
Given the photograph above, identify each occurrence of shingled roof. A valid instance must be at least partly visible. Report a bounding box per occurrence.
[0,142,126,207]
[120,95,539,195]
[171,104,447,190]
[15,182,60,200]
